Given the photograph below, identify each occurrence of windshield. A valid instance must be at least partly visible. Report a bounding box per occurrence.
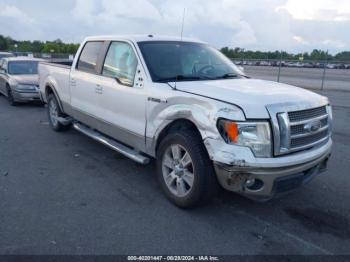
[8,61,39,75]
[138,41,245,82]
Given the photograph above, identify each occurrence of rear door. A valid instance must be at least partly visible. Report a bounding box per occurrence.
[70,41,104,128]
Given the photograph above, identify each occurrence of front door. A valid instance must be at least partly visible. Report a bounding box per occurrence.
[93,41,147,152]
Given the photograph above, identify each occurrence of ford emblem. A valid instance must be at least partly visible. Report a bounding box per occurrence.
[304,120,322,133]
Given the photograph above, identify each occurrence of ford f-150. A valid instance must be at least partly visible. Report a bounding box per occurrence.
[39,35,332,208]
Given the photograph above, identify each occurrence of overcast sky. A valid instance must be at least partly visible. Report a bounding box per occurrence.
[0,0,349,53]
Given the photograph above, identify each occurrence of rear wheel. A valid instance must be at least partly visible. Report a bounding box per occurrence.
[156,128,218,208]
[47,94,71,132]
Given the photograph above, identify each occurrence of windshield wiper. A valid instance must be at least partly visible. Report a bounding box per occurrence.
[216,73,249,79]
[157,75,206,82]
[215,73,239,79]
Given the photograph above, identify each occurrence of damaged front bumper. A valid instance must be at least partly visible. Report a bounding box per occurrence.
[205,137,332,200]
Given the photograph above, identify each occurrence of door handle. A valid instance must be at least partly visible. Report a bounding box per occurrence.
[95,85,103,94]
[70,78,76,86]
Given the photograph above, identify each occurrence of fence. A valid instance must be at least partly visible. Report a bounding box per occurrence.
[232,59,350,91]
[12,52,350,91]
[32,53,73,60]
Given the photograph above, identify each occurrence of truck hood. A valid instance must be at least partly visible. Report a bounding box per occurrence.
[11,75,39,85]
[175,79,328,118]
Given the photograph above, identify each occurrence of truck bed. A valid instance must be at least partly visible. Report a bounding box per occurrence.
[40,59,73,68]
[38,60,72,104]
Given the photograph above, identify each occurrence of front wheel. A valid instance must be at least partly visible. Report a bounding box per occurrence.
[156,129,218,208]
[7,87,17,106]
[47,94,71,132]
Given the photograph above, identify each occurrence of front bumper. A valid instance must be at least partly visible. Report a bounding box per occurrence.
[209,138,332,200]
[12,90,41,102]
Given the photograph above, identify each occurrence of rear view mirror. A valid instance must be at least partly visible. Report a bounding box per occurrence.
[0,68,6,74]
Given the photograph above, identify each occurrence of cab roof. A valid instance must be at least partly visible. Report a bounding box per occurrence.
[83,34,207,44]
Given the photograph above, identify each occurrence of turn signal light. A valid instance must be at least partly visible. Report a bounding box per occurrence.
[224,122,239,143]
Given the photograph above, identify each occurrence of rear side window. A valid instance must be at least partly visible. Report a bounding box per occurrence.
[102,42,138,86]
[77,41,103,73]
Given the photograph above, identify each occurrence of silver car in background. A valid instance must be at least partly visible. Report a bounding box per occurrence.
[0,52,14,59]
[0,57,43,105]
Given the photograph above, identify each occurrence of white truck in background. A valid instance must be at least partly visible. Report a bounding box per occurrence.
[39,35,332,208]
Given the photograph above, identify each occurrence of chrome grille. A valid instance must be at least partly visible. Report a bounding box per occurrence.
[288,106,327,122]
[267,103,331,156]
[290,118,328,135]
[290,129,329,148]
[287,106,330,152]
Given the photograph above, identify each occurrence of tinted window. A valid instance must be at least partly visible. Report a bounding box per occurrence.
[77,41,103,73]
[8,61,39,75]
[102,42,138,86]
[138,41,244,82]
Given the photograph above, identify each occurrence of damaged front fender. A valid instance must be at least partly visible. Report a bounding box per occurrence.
[145,94,245,156]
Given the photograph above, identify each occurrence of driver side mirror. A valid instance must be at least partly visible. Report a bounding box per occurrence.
[0,68,6,74]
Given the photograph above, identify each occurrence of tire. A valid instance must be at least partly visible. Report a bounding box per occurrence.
[47,94,71,132]
[7,86,17,106]
[156,128,218,208]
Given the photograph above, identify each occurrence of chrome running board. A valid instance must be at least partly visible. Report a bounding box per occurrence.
[73,122,150,165]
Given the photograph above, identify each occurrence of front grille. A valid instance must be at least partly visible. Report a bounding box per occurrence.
[290,129,329,148]
[288,106,327,122]
[277,105,330,154]
[290,118,328,135]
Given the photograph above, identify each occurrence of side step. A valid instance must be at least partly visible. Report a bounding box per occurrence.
[73,122,150,165]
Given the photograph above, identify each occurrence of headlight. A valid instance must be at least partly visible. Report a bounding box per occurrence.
[217,120,272,158]
[15,84,37,92]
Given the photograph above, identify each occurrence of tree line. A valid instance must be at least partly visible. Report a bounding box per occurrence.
[220,47,350,62]
[0,35,79,54]
[1,34,350,61]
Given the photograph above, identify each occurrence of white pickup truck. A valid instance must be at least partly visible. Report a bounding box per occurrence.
[39,35,332,208]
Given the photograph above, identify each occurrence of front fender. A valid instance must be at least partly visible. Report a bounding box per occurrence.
[146,95,245,156]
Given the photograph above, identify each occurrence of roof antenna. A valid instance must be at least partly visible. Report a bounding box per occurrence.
[166,8,185,90]
[180,8,186,41]
[167,76,177,90]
